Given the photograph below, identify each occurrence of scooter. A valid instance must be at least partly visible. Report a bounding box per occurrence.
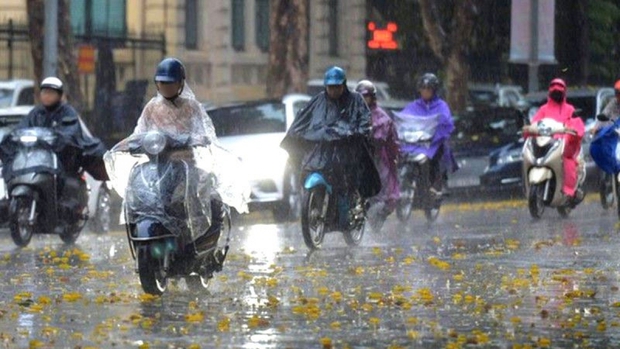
[300,171,365,250]
[522,118,586,219]
[393,113,442,223]
[105,131,230,295]
[3,127,89,247]
[590,114,620,217]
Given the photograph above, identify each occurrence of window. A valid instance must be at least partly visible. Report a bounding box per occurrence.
[209,102,286,136]
[17,87,34,106]
[327,0,338,56]
[185,0,198,49]
[71,0,127,38]
[255,0,270,52]
[231,0,245,51]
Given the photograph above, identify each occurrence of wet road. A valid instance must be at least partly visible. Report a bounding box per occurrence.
[1,195,620,348]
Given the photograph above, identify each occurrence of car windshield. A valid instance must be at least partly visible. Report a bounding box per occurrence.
[453,107,524,153]
[0,88,14,108]
[566,96,596,119]
[469,90,498,104]
[208,102,286,137]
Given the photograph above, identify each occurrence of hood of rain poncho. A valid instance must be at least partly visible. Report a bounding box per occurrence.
[590,118,620,174]
[105,82,250,223]
[280,90,381,198]
[397,97,458,173]
[0,103,109,181]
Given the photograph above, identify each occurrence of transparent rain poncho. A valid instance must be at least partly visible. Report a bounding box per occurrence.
[104,83,250,240]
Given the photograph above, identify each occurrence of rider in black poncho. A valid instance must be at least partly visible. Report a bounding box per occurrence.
[280,66,380,199]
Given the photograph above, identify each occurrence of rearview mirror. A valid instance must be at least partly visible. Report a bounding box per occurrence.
[597,113,610,122]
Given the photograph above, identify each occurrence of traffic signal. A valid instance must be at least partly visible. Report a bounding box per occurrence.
[367,21,398,50]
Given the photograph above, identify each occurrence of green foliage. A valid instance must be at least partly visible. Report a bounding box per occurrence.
[588,0,620,81]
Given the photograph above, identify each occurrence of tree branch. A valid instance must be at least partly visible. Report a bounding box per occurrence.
[418,0,447,63]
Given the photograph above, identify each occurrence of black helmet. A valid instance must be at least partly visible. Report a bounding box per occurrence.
[154,58,186,83]
[417,73,439,91]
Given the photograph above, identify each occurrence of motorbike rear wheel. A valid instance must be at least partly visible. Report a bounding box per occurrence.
[138,246,168,295]
[9,197,36,247]
[528,184,545,219]
[186,273,210,291]
[301,187,328,250]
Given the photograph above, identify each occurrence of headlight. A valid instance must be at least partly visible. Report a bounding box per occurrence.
[143,132,166,155]
[19,135,38,146]
[496,149,523,165]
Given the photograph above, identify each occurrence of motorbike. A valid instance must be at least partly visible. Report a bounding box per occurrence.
[522,118,586,219]
[590,114,620,217]
[2,127,88,247]
[393,113,442,223]
[300,171,366,250]
[105,131,230,295]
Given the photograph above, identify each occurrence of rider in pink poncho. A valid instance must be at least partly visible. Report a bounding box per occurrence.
[526,78,584,200]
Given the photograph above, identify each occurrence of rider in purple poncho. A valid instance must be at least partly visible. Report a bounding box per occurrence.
[396,73,458,193]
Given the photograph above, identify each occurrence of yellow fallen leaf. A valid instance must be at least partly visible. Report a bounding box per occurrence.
[538,337,551,348]
[185,312,204,323]
[330,321,341,330]
[368,317,380,327]
[320,337,332,348]
[217,317,231,332]
[247,315,269,328]
[62,292,82,302]
[29,340,44,349]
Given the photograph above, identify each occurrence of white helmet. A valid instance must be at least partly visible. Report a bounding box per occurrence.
[40,77,63,93]
[355,80,376,96]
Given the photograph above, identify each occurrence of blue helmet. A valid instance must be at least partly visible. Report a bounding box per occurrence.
[324,66,346,86]
[154,58,186,82]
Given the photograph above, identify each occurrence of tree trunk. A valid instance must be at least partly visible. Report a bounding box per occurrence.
[266,0,309,98]
[58,0,83,110]
[418,0,475,113]
[26,0,44,97]
[576,0,589,85]
[26,0,83,109]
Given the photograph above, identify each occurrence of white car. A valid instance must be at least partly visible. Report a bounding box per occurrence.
[0,80,35,109]
[0,106,112,233]
[206,94,312,221]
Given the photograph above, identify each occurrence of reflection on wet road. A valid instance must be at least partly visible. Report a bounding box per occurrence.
[1,196,620,348]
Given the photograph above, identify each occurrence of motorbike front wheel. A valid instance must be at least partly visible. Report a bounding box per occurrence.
[528,184,545,219]
[615,175,620,219]
[600,172,615,210]
[424,205,440,223]
[343,193,365,247]
[396,185,414,222]
[9,197,36,247]
[301,187,328,250]
[138,245,168,295]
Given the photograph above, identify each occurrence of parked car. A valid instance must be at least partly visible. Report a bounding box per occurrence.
[449,107,525,190]
[0,106,112,233]
[307,79,408,109]
[206,94,312,221]
[480,88,614,191]
[0,80,35,109]
[468,83,528,110]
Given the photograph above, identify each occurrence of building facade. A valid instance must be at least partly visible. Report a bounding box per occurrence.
[0,0,367,104]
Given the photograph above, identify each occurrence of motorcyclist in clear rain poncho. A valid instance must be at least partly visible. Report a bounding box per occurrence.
[105,58,249,244]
